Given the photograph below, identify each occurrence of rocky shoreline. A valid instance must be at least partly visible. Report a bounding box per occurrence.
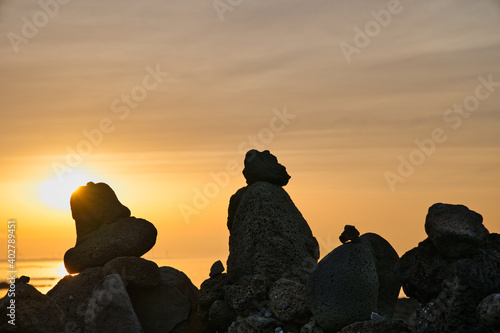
[1,150,499,333]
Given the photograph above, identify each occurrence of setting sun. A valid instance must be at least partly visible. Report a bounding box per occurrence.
[38,170,103,211]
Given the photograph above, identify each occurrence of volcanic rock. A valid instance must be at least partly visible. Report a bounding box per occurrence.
[128,266,207,333]
[269,278,310,324]
[0,281,64,333]
[223,274,269,315]
[64,217,157,274]
[425,203,488,258]
[47,267,103,332]
[210,260,225,278]
[85,274,143,333]
[102,256,160,288]
[306,241,379,332]
[208,299,237,331]
[227,181,319,284]
[359,232,400,317]
[242,150,291,186]
[70,182,131,244]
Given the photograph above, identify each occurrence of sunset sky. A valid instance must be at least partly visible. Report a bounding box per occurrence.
[1,0,499,266]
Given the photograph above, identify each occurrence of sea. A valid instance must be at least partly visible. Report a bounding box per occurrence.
[0,257,218,295]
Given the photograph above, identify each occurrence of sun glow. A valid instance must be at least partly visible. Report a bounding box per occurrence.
[38,170,103,211]
[57,262,69,278]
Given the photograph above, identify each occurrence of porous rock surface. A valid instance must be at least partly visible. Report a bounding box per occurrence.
[227,181,319,284]
[64,217,157,274]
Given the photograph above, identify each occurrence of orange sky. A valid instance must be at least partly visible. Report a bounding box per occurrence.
[1,0,499,264]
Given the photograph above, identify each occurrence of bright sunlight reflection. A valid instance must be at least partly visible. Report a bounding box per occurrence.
[38,170,103,211]
[57,262,69,278]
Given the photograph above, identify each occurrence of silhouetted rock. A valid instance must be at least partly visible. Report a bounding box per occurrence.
[269,278,310,324]
[71,182,131,244]
[85,274,143,333]
[397,203,500,332]
[395,238,448,302]
[227,181,319,284]
[64,217,157,273]
[128,266,207,333]
[359,232,400,317]
[242,150,291,186]
[102,256,160,288]
[227,186,249,232]
[306,240,379,332]
[223,274,269,315]
[199,273,228,318]
[0,282,64,333]
[47,267,103,332]
[208,300,237,331]
[425,203,488,258]
[477,293,500,327]
[210,260,225,278]
[339,225,360,244]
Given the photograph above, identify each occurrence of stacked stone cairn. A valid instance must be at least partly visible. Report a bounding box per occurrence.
[199,150,321,332]
[0,182,206,333]
[396,203,500,332]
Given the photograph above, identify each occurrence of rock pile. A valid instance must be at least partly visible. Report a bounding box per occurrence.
[200,150,320,332]
[42,182,205,333]
[306,225,403,332]
[396,203,500,332]
[64,182,157,274]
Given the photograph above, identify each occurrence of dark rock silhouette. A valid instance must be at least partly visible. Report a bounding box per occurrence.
[102,256,161,289]
[64,182,157,274]
[339,225,360,244]
[209,260,225,278]
[64,217,157,274]
[242,149,291,186]
[48,267,104,332]
[128,266,207,333]
[269,278,310,323]
[71,182,131,244]
[307,226,400,332]
[200,150,320,332]
[307,236,379,332]
[359,232,400,318]
[84,274,143,333]
[227,181,319,284]
[425,203,488,258]
[0,280,64,333]
[396,203,500,332]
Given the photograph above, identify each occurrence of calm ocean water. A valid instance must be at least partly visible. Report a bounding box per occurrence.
[0,257,218,295]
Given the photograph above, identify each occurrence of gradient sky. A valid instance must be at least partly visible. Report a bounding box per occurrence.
[1,0,499,264]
